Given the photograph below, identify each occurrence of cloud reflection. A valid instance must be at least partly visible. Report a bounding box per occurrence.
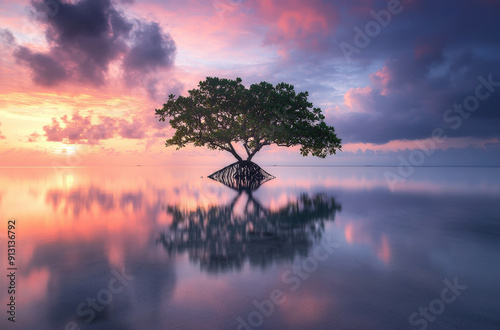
[0,166,498,329]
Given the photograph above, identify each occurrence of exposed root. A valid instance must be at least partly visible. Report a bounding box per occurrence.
[208,161,275,191]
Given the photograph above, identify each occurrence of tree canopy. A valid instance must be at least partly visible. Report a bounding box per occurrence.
[155,77,341,162]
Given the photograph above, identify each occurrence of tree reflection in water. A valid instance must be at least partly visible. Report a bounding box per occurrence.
[158,163,341,273]
[158,195,340,273]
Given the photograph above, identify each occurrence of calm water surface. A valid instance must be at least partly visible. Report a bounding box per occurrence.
[0,166,499,329]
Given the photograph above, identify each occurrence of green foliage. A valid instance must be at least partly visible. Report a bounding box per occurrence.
[155,77,341,161]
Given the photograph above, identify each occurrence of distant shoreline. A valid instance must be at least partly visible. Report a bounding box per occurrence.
[1,165,499,168]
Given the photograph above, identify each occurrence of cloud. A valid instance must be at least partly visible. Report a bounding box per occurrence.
[141,0,500,148]
[42,112,146,144]
[255,0,337,55]
[27,131,41,142]
[0,122,6,139]
[123,21,176,74]
[310,0,500,145]
[5,0,500,162]
[14,46,68,86]
[14,0,176,87]
[123,21,176,98]
[333,48,500,144]
[117,118,146,139]
[0,29,15,46]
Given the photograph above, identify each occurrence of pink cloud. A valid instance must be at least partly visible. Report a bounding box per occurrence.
[256,0,337,53]
[369,66,391,95]
[132,0,338,61]
[343,137,500,154]
[42,111,146,144]
[118,118,146,139]
[344,86,373,111]
[27,131,41,142]
[0,122,6,139]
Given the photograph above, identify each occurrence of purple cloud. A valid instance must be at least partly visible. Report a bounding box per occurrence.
[14,0,176,87]
[42,112,146,144]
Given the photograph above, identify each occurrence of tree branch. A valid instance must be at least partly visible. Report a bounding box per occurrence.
[243,142,251,157]
[247,142,263,161]
[228,142,243,161]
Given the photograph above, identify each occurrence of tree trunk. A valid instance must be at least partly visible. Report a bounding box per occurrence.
[246,145,261,162]
[228,142,243,161]
[231,151,243,162]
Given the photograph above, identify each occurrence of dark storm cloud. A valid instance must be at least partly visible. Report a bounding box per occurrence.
[14,46,68,86]
[330,0,500,62]
[234,0,499,145]
[307,0,500,144]
[14,0,175,87]
[26,0,130,85]
[331,50,500,144]
[122,21,176,98]
[123,22,175,72]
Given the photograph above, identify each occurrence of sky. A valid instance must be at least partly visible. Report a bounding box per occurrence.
[0,0,500,166]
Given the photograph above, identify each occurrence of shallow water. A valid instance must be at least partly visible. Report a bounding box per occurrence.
[0,166,499,329]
